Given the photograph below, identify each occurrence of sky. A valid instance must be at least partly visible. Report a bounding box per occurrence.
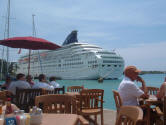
[0,0,166,71]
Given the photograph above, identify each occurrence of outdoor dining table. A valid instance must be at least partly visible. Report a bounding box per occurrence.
[0,114,89,125]
[41,114,89,125]
[65,88,89,97]
[142,95,162,125]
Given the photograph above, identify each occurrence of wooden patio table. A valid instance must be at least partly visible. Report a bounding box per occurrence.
[0,114,89,125]
[143,95,162,125]
[40,114,89,125]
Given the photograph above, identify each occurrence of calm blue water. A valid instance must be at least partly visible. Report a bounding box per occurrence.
[1,74,165,110]
[56,74,166,110]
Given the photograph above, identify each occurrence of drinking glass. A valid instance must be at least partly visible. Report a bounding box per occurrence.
[0,100,3,115]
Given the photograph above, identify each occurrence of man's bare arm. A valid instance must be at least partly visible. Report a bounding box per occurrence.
[156,83,165,99]
[137,76,148,94]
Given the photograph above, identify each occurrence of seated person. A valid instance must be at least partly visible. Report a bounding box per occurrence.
[3,104,19,114]
[8,73,31,95]
[26,75,35,87]
[117,66,158,123]
[1,76,12,90]
[156,77,166,100]
[118,66,149,106]
[32,74,54,90]
[49,76,60,88]
[155,78,166,125]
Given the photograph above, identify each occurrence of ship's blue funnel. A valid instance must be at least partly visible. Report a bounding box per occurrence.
[62,30,78,45]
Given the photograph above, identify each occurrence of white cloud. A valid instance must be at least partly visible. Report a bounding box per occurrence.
[7,0,166,28]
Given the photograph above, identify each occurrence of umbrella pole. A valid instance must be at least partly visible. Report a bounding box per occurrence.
[28,49,31,76]
[6,0,11,76]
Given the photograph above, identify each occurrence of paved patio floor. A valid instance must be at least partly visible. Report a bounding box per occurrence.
[89,109,117,125]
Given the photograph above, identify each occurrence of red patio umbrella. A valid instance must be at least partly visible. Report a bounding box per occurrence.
[0,36,61,75]
[0,36,61,50]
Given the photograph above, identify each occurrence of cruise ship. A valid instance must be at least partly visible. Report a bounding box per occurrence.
[17,31,125,79]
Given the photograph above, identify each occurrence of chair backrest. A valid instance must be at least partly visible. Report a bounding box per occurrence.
[54,86,65,94]
[112,90,122,113]
[35,94,74,113]
[42,86,65,94]
[147,86,159,95]
[77,89,104,110]
[115,106,143,125]
[16,87,43,112]
[67,86,84,92]
[164,96,166,125]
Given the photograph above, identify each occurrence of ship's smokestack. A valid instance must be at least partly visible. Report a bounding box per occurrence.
[62,30,78,45]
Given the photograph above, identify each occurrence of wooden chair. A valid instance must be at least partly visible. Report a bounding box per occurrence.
[54,86,65,94]
[164,97,166,125]
[67,86,84,92]
[115,106,143,125]
[146,86,159,95]
[112,90,148,124]
[76,89,104,125]
[35,94,74,113]
[155,96,166,125]
[42,86,65,95]
[112,90,122,114]
[15,87,43,112]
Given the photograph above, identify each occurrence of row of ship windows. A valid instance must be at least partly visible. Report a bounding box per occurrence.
[63,62,83,66]
[28,62,84,68]
[24,56,82,63]
[64,58,81,61]
[97,52,115,54]
[21,60,97,66]
[102,65,122,67]
[22,64,122,70]
[21,59,122,65]
[41,58,84,64]
[102,56,122,59]
[88,60,97,64]
[103,60,123,63]
[21,62,123,69]
[88,64,98,68]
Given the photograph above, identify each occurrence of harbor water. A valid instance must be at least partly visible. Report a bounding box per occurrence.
[56,74,166,110]
[0,74,165,110]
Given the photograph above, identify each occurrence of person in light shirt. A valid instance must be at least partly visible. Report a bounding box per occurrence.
[26,75,35,87]
[118,66,149,106]
[33,74,54,91]
[8,73,31,95]
[157,77,166,100]
[49,76,60,88]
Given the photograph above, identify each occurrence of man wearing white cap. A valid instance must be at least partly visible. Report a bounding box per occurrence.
[118,66,149,106]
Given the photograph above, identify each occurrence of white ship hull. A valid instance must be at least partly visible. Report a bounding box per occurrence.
[54,66,123,80]
[17,42,124,80]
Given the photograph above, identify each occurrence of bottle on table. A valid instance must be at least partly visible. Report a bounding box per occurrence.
[0,100,3,117]
[5,98,13,115]
[19,110,26,125]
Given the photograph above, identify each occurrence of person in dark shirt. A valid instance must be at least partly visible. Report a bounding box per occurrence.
[1,76,12,90]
